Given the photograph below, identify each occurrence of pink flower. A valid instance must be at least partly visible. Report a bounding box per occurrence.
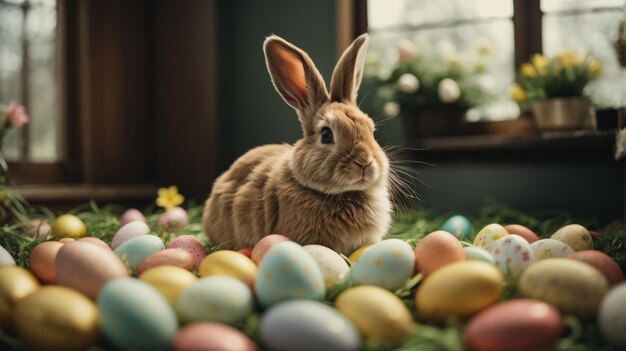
[3,102,29,128]
[396,39,417,63]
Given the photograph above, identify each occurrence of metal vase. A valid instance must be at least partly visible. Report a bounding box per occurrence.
[531,98,596,131]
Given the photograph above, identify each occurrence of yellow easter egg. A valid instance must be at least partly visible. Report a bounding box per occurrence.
[198,250,257,286]
[348,245,372,264]
[139,266,198,306]
[472,224,508,251]
[15,286,100,351]
[335,286,413,342]
[0,266,40,332]
[550,224,593,251]
[519,258,608,318]
[52,214,87,238]
[415,261,503,323]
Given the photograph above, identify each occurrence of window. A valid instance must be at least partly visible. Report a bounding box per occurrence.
[365,0,626,123]
[0,0,57,162]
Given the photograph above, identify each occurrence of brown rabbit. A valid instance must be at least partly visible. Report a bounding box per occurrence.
[202,34,392,254]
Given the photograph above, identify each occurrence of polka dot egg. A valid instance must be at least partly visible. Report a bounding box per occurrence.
[473,224,508,252]
[255,242,325,308]
[350,239,415,291]
[303,245,350,296]
[530,239,575,260]
[492,234,535,282]
[166,235,207,267]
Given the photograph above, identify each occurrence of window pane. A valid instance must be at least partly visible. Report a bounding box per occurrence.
[368,0,513,30]
[541,0,624,13]
[543,9,626,107]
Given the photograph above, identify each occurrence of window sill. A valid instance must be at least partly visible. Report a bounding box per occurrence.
[15,183,158,203]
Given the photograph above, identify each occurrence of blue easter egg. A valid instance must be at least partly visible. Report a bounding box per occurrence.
[350,239,415,291]
[441,215,472,241]
[114,235,164,270]
[255,242,325,308]
[463,245,495,264]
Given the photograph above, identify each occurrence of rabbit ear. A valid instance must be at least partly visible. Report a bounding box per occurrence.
[329,33,369,104]
[264,35,329,112]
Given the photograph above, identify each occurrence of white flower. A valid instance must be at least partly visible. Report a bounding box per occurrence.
[397,73,420,93]
[438,78,461,103]
[436,40,458,61]
[383,102,400,116]
[396,39,417,63]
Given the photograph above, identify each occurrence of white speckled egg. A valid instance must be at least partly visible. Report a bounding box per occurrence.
[255,242,325,308]
[0,245,15,266]
[114,235,164,270]
[350,239,415,291]
[551,224,593,252]
[492,234,535,281]
[530,239,575,260]
[177,276,253,325]
[119,208,146,226]
[599,283,626,348]
[463,246,495,264]
[473,224,508,252]
[111,221,150,250]
[260,300,360,351]
[303,245,350,296]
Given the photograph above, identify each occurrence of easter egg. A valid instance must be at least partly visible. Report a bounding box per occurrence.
[441,215,472,241]
[464,299,562,351]
[0,245,15,266]
[519,258,609,318]
[111,221,150,250]
[98,278,178,350]
[198,250,257,286]
[56,241,129,299]
[159,207,189,232]
[414,231,464,276]
[25,219,51,239]
[173,323,258,351]
[335,286,413,342]
[79,237,111,251]
[239,247,253,258]
[58,237,75,244]
[415,261,503,323]
[530,239,575,260]
[551,224,593,251]
[492,234,535,281]
[464,246,495,264]
[166,235,207,267]
[15,286,99,351]
[598,283,626,348]
[29,241,63,283]
[303,245,350,295]
[0,266,39,331]
[255,241,325,308]
[348,245,371,263]
[177,276,253,325]
[569,250,624,286]
[136,248,194,275]
[473,224,508,252]
[261,300,360,351]
[52,214,87,238]
[140,266,198,306]
[251,234,291,264]
[350,239,415,291]
[504,224,539,244]
[114,235,165,270]
[120,208,146,226]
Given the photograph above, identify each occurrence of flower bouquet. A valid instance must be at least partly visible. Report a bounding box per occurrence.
[509,52,602,131]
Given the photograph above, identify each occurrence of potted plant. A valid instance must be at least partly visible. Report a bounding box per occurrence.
[367,39,491,139]
[509,52,602,131]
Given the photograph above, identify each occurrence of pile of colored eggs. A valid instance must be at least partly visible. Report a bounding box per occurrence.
[0,211,624,351]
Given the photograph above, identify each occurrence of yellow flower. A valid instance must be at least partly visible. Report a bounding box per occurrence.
[521,63,536,77]
[555,51,582,68]
[589,60,602,76]
[531,54,548,76]
[509,84,526,103]
[156,186,184,210]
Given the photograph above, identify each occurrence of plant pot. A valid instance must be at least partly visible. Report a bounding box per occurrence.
[531,98,596,131]
[401,107,466,140]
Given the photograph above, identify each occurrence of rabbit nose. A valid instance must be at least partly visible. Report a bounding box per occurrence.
[354,160,373,170]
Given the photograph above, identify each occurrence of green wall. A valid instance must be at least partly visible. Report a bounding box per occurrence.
[216,0,337,172]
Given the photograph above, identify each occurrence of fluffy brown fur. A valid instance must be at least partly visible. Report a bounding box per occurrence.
[202,34,392,254]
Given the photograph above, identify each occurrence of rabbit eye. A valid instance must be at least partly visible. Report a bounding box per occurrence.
[320,127,334,144]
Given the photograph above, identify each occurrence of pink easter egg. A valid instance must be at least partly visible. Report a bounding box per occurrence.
[58,238,75,244]
[568,250,625,286]
[136,248,194,275]
[79,237,111,251]
[158,207,189,232]
[504,224,540,244]
[111,221,150,250]
[238,247,253,258]
[251,234,291,264]
[165,235,207,267]
[173,323,257,351]
[25,219,51,240]
[414,230,465,276]
[119,208,146,226]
